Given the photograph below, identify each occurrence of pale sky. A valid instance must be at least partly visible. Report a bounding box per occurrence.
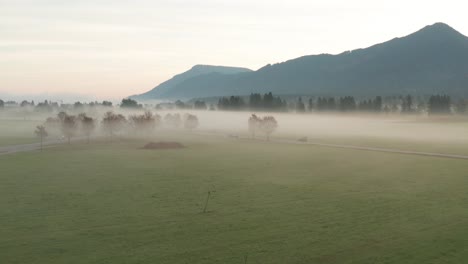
[1,0,467,100]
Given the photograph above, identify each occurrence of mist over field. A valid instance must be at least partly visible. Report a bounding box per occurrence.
[2,1,468,262]
[2,106,468,151]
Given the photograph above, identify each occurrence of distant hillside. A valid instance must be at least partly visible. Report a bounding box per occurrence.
[133,23,468,100]
[131,65,252,101]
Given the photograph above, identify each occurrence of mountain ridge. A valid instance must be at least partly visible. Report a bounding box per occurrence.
[132,65,252,100]
[132,23,468,101]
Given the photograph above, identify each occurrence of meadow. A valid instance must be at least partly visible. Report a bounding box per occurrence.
[1,115,468,263]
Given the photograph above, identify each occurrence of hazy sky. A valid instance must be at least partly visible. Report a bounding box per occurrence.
[1,0,467,100]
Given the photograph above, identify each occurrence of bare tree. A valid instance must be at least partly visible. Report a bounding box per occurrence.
[184,114,199,130]
[259,116,278,141]
[129,111,161,135]
[62,115,77,144]
[78,113,96,144]
[34,125,48,151]
[101,111,126,141]
[248,114,261,138]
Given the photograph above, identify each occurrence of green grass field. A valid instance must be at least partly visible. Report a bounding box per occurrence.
[1,131,468,264]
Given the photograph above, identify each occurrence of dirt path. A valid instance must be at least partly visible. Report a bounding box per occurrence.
[0,137,90,156]
[0,139,64,156]
[199,131,468,160]
[273,138,468,160]
[2,131,468,161]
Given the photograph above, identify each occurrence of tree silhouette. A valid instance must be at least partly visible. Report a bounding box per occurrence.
[401,95,413,113]
[296,97,305,112]
[34,125,48,151]
[194,100,207,110]
[78,113,96,144]
[248,114,261,138]
[428,95,451,115]
[129,111,160,135]
[120,98,142,109]
[455,99,467,114]
[184,114,199,130]
[102,101,112,107]
[101,111,127,141]
[308,98,314,111]
[62,115,77,144]
[260,116,278,141]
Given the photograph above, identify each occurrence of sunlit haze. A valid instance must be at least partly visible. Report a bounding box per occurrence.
[1,0,467,100]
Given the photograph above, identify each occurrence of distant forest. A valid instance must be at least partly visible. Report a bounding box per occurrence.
[0,93,464,115]
[215,93,458,115]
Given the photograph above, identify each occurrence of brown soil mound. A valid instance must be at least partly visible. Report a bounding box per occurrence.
[142,142,185,149]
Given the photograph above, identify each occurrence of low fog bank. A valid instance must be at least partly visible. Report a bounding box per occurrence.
[191,111,468,143]
[1,106,468,144]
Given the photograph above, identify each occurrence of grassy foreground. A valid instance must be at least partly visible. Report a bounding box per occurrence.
[1,134,468,264]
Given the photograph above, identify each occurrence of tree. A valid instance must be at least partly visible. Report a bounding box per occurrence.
[120,98,141,108]
[308,98,314,111]
[184,114,199,130]
[249,93,262,110]
[175,100,187,109]
[401,95,413,113]
[455,99,467,114]
[0,99,4,109]
[101,111,127,140]
[260,116,278,140]
[102,101,113,107]
[373,96,383,112]
[218,96,245,110]
[248,114,261,138]
[129,111,160,134]
[74,102,84,110]
[194,100,207,110]
[296,97,305,112]
[20,100,33,107]
[428,95,451,115]
[78,113,96,143]
[62,115,77,144]
[339,96,356,112]
[34,125,48,151]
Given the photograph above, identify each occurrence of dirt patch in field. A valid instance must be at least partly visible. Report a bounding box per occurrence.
[142,142,185,150]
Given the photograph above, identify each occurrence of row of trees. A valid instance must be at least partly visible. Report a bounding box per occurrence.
[0,100,114,113]
[45,112,97,144]
[217,93,287,111]
[302,96,383,112]
[297,94,458,114]
[39,111,200,144]
[428,95,451,114]
[3,93,464,115]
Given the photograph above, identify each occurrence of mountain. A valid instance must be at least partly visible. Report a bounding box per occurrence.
[132,65,252,101]
[133,23,468,100]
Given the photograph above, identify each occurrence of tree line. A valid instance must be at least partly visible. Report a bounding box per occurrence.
[37,111,200,145]
[303,94,459,115]
[217,93,287,111]
[2,93,466,115]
